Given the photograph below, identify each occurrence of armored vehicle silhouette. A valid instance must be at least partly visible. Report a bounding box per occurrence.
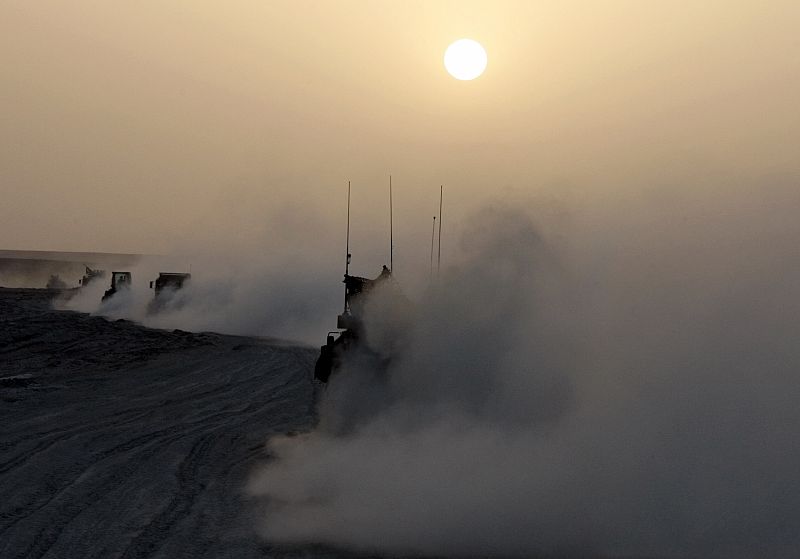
[102,271,132,301]
[315,265,393,383]
[78,266,105,288]
[148,272,191,314]
[314,178,419,384]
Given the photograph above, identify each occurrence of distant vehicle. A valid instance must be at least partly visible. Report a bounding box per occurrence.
[102,271,132,301]
[46,274,68,290]
[147,272,191,314]
[78,266,105,288]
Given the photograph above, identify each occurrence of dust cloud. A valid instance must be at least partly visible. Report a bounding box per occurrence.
[57,246,343,346]
[248,181,800,559]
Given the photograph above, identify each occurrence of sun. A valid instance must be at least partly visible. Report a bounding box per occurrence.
[444,39,487,81]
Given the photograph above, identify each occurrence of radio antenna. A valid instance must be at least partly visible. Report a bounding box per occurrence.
[430,216,436,280]
[344,180,351,313]
[345,181,351,275]
[389,175,393,273]
[437,185,443,277]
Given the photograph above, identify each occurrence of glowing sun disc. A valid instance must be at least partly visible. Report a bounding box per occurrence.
[444,39,487,80]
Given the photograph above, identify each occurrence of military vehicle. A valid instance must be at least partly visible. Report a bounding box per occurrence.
[314,179,410,383]
[314,179,439,384]
[78,266,105,287]
[147,272,191,314]
[315,265,393,383]
[102,271,132,301]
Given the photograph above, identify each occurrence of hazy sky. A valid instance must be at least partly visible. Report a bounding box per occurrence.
[2,1,799,258]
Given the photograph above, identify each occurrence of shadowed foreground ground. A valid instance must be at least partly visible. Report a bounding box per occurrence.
[0,288,325,559]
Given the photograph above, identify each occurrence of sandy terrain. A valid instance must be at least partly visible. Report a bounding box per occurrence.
[0,288,324,558]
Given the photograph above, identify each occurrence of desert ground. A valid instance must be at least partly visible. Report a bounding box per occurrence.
[0,288,328,559]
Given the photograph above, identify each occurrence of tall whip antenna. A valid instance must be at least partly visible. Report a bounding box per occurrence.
[430,216,436,280]
[389,175,393,272]
[437,185,443,277]
[344,180,351,313]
